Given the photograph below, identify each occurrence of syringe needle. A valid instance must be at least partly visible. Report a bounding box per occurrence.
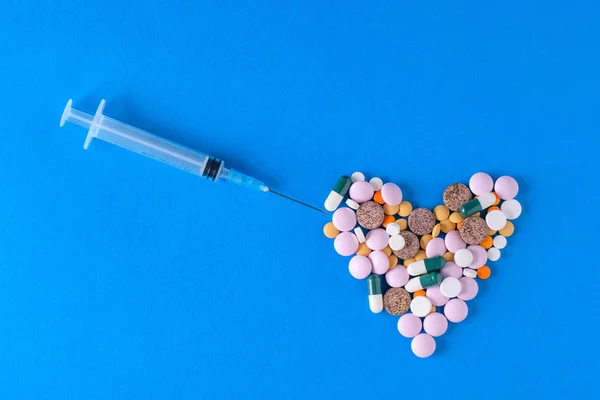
[267,189,331,216]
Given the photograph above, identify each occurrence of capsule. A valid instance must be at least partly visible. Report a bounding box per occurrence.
[460,192,496,217]
[324,176,352,211]
[405,272,442,293]
[407,256,446,276]
[367,275,383,313]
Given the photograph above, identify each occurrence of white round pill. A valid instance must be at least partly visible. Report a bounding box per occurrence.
[346,198,360,210]
[386,223,401,236]
[501,199,522,220]
[487,247,501,261]
[369,177,384,191]
[351,172,365,182]
[463,268,477,278]
[410,296,432,317]
[440,277,462,298]
[486,210,507,231]
[454,248,474,267]
[389,234,406,251]
[493,235,507,249]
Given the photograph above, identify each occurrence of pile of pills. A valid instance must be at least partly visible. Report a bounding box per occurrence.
[323,172,521,357]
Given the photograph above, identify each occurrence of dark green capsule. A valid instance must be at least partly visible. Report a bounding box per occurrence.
[367,275,381,295]
[460,198,484,217]
[332,175,352,196]
[419,272,442,289]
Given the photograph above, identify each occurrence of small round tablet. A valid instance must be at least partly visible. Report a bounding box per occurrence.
[440,261,462,279]
[459,216,488,244]
[323,222,339,239]
[369,250,390,274]
[386,266,409,287]
[444,299,468,323]
[469,172,494,195]
[351,171,365,182]
[348,255,372,279]
[493,235,507,249]
[334,232,359,256]
[398,314,423,338]
[386,222,401,236]
[440,277,462,298]
[393,231,420,260]
[425,238,447,258]
[494,176,519,200]
[365,228,389,251]
[426,285,449,306]
[411,334,436,358]
[501,199,522,220]
[408,208,436,235]
[356,201,385,229]
[486,210,507,231]
[454,248,474,267]
[443,183,473,211]
[349,181,375,203]
[369,177,384,191]
[445,230,467,253]
[381,182,403,206]
[389,234,406,251]
[487,247,501,261]
[423,312,448,337]
[410,296,433,317]
[458,277,479,301]
[499,221,515,237]
[383,287,411,315]
[332,207,357,232]
[467,245,487,269]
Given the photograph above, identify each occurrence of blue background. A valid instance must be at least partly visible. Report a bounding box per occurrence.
[1,1,598,399]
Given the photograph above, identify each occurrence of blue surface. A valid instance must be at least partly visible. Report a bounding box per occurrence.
[1,1,598,399]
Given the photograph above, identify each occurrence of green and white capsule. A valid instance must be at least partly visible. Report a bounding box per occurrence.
[367,275,383,313]
[324,176,352,211]
[407,256,446,276]
[460,192,496,217]
[405,272,442,293]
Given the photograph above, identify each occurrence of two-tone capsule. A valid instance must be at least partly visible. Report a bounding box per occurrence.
[405,272,442,293]
[367,275,383,313]
[324,176,352,211]
[460,192,496,217]
[407,256,446,276]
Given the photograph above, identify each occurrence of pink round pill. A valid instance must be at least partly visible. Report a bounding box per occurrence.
[444,298,468,323]
[332,208,357,232]
[426,285,449,306]
[380,182,403,206]
[445,230,466,253]
[348,255,372,279]
[466,245,487,269]
[334,232,359,256]
[411,334,436,358]
[368,250,389,275]
[423,312,448,337]
[349,181,375,203]
[440,261,462,279]
[426,237,447,258]
[385,266,409,288]
[469,172,494,196]
[495,176,519,200]
[458,277,479,301]
[365,228,389,251]
[397,314,422,338]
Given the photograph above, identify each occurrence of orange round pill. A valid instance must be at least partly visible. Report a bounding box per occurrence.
[443,252,454,261]
[413,290,426,298]
[480,235,493,249]
[477,266,491,279]
[382,246,393,257]
[388,255,399,270]
[488,206,501,213]
[456,221,462,230]
[356,242,371,256]
[397,218,408,231]
[492,192,501,205]
[323,222,339,238]
[403,258,416,267]
[373,191,385,204]
[382,215,396,227]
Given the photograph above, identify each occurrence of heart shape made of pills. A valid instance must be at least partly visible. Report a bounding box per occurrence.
[322,172,521,358]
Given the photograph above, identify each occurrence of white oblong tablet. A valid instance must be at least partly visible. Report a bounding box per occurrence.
[389,234,406,251]
[386,223,401,236]
[463,268,477,278]
[493,235,507,249]
[354,227,366,243]
[487,247,501,261]
[351,172,365,182]
[410,296,432,317]
[501,199,522,220]
[486,210,507,231]
[346,198,360,210]
[369,177,384,191]
[454,248,473,267]
[440,277,462,298]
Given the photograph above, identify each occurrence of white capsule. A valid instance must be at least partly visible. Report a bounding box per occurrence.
[369,294,383,313]
[478,192,497,209]
[487,247,501,261]
[354,227,366,243]
[346,198,360,210]
[324,191,343,212]
[463,268,477,278]
[454,248,473,267]
[493,235,507,249]
[389,234,406,251]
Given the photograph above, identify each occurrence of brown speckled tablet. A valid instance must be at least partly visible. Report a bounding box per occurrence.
[443,183,473,211]
[393,231,419,259]
[383,287,411,315]
[408,208,435,235]
[459,216,488,244]
[356,201,385,229]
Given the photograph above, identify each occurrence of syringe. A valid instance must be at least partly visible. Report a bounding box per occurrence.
[60,99,327,214]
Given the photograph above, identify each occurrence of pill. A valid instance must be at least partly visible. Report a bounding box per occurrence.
[477,266,491,279]
[324,175,352,211]
[349,181,375,203]
[415,250,427,261]
[433,205,450,221]
[405,272,442,292]
[334,232,359,256]
[493,235,507,249]
[411,334,436,358]
[425,238,447,258]
[397,218,408,231]
[383,203,400,215]
[369,250,390,275]
[381,182,403,206]
[382,246,393,257]
[487,247,501,261]
[467,245,487,270]
[386,222,401,236]
[373,191,385,204]
[398,201,413,217]
[443,252,454,262]
[499,221,514,237]
[444,230,466,253]
[410,295,433,317]
[443,183,473,211]
[345,198,360,210]
[369,177,384,191]
[398,314,423,338]
[449,212,465,224]
[408,208,436,235]
[459,216,488,245]
[432,223,441,238]
[356,242,371,256]
[458,277,479,301]
[460,192,496,217]
[440,219,456,233]
[407,256,446,276]
[351,171,365,182]
[486,210,507,231]
[393,231,420,259]
[487,206,500,212]
[494,176,519,200]
[423,312,448,337]
[444,298,468,323]
[384,287,411,315]
[382,215,396,227]
[354,227,366,243]
[386,265,409,287]
[367,275,383,313]
[356,201,385,229]
[426,285,449,306]
[332,207,357,231]
[365,228,388,251]
[501,199,522,220]
[463,268,477,278]
[488,228,497,236]
[480,235,493,249]
[388,255,399,270]
[403,258,416,267]
[420,234,433,250]
[348,255,372,279]
[440,277,462,298]
[440,261,462,279]
[491,192,501,205]
[389,234,406,251]
[454,248,473,267]
[323,222,339,238]
[413,290,426,297]
[469,172,494,195]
